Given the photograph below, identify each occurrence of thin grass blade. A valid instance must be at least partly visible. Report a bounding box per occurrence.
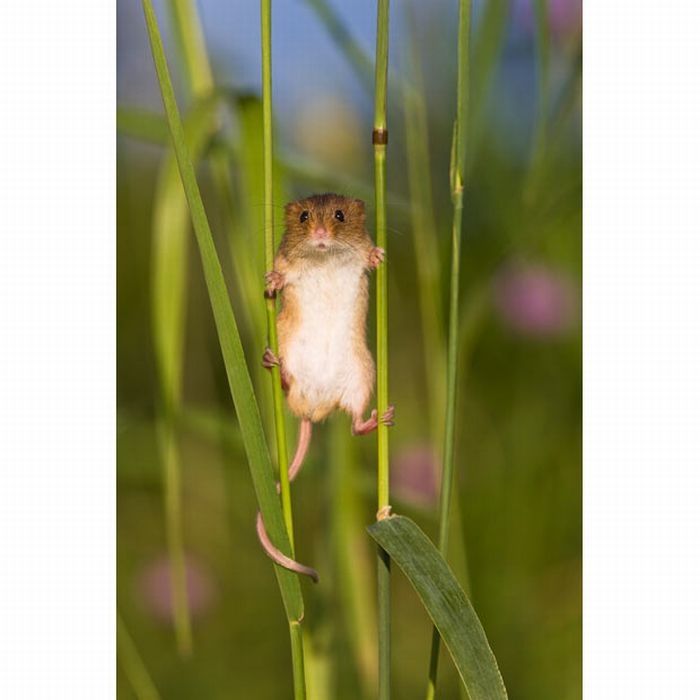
[427,0,472,694]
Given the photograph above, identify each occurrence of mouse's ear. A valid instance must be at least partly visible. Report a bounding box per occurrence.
[351,198,366,218]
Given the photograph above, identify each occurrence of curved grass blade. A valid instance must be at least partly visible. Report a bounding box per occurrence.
[368,516,508,700]
[142,0,304,623]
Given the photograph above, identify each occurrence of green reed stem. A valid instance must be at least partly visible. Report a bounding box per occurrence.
[260,3,307,697]
[426,1,471,697]
[117,612,161,700]
[373,2,391,699]
[289,621,308,699]
[260,0,294,551]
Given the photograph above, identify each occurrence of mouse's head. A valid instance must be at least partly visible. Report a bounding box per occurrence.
[283,193,367,257]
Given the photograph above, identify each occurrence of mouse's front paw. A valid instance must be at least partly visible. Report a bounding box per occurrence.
[368,247,385,269]
[264,270,285,297]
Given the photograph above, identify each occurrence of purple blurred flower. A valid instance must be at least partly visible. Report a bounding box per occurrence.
[493,262,578,337]
[514,0,582,41]
[134,554,217,624]
[391,445,439,509]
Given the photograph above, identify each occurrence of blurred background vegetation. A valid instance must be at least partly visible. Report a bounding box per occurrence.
[117,0,581,697]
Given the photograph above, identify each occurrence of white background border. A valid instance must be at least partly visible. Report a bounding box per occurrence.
[0,0,115,697]
[584,1,700,697]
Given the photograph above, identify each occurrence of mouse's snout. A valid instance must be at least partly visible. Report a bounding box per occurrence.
[310,226,331,248]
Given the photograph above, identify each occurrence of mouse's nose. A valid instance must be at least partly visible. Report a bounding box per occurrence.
[311,227,330,241]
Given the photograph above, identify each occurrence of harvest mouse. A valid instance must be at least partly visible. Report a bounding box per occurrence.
[256,193,394,582]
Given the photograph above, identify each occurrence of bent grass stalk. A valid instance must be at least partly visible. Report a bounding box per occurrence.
[373,1,391,699]
[426,1,472,698]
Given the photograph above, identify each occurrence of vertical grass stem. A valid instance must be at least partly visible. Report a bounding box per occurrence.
[373,1,391,699]
[260,0,294,549]
[426,1,471,697]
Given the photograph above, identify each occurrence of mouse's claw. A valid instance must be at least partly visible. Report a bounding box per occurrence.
[262,347,279,369]
[368,247,385,269]
[380,404,395,427]
[264,270,285,297]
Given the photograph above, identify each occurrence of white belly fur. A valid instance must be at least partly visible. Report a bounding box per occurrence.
[283,260,368,416]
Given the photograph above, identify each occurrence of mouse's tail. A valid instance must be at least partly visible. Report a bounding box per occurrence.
[256,419,319,583]
[288,418,312,482]
[256,512,319,583]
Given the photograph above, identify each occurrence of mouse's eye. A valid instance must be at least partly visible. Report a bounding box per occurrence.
[299,210,309,223]
[334,210,345,222]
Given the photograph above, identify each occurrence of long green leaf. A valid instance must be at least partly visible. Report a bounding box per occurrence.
[368,516,508,700]
[141,0,304,622]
